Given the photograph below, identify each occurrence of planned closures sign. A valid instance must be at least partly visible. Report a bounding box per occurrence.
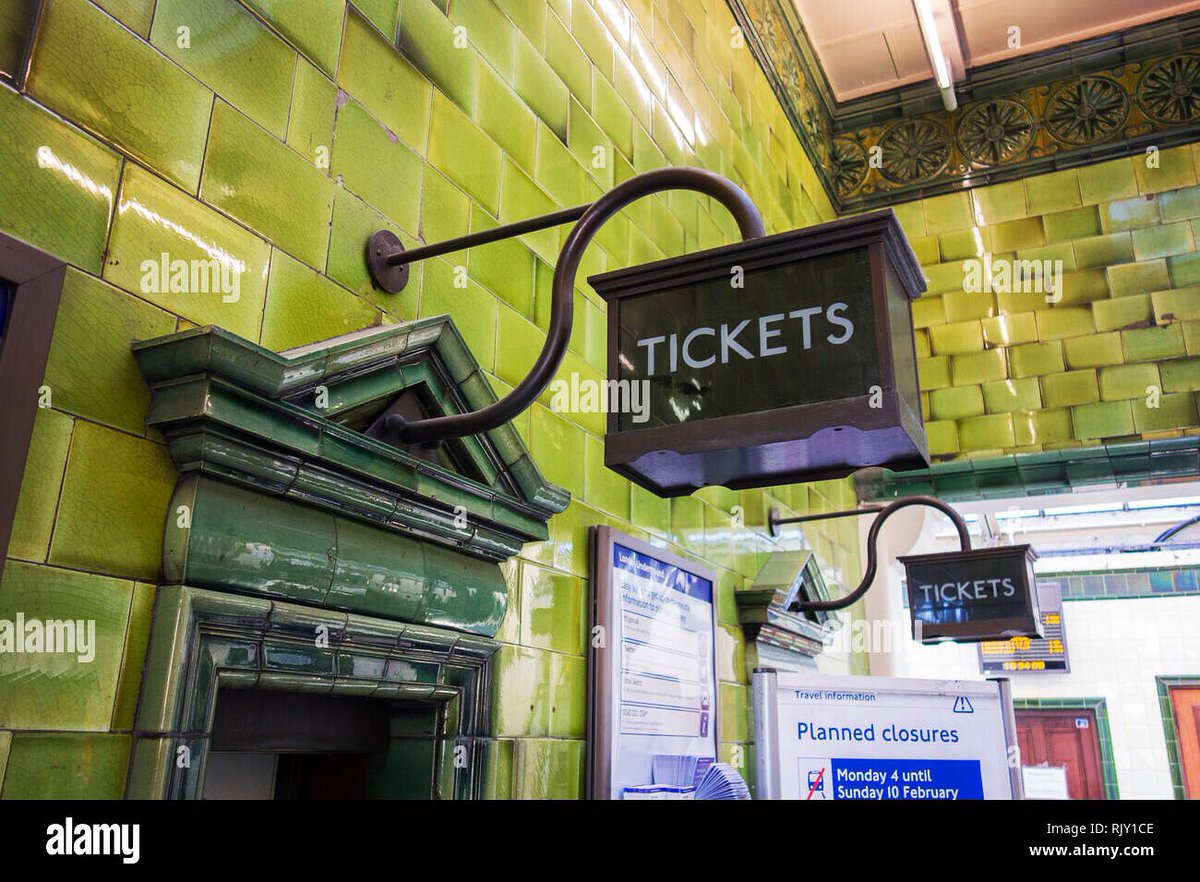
[753,671,1017,800]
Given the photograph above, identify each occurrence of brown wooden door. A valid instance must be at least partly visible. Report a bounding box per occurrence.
[1016,709,1106,799]
[1169,687,1200,798]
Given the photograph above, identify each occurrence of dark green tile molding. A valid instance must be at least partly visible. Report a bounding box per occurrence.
[134,319,569,636]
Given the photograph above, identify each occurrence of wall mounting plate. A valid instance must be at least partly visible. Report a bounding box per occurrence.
[367,230,410,293]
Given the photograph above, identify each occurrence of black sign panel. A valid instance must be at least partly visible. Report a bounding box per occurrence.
[899,545,1043,644]
[588,209,929,497]
[614,248,879,431]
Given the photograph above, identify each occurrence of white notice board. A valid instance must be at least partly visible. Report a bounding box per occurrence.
[588,527,719,799]
[753,670,1019,800]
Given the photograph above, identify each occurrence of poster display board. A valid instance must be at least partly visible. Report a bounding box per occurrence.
[979,582,1070,674]
[588,527,719,799]
[753,669,1020,800]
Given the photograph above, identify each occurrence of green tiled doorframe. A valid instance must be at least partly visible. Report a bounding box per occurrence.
[1155,675,1200,799]
[1012,697,1120,799]
[127,585,497,799]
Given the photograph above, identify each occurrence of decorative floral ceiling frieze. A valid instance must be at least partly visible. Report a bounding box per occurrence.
[728,0,1200,213]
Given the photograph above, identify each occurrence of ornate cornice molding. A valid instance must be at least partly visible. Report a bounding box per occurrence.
[729,1,1200,211]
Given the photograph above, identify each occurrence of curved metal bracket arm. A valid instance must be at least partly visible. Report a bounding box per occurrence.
[366,167,765,445]
[771,495,972,613]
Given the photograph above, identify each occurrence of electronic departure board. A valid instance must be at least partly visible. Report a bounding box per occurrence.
[978,583,1069,674]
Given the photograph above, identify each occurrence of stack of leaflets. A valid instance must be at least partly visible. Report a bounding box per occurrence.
[693,763,751,800]
[622,784,695,800]
[652,754,715,789]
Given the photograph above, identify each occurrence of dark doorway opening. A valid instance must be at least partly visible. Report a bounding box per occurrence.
[204,688,441,800]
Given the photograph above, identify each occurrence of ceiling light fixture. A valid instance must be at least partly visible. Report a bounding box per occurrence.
[913,0,957,111]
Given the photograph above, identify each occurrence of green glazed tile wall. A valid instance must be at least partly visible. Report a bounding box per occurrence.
[0,0,859,799]
[897,147,1200,461]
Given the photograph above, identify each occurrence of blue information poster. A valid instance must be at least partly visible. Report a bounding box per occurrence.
[590,529,719,799]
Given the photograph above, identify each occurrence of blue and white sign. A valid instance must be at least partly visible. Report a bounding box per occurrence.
[753,671,1017,800]
[589,528,720,799]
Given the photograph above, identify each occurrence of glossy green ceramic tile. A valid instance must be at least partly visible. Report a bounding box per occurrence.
[428,91,503,216]
[92,0,155,35]
[111,581,154,730]
[1133,390,1197,432]
[917,356,951,390]
[1035,306,1095,340]
[1134,146,1197,194]
[569,97,615,189]
[1072,400,1134,439]
[475,58,538,172]
[499,158,559,260]
[584,433,630,518]
[1043,205,1101,243]
[1078,157,1139,205]
[547,653,586,739]
[1074,232,1134,269]
[1132,222,1194,260]
[27,0,212,191]
[470,206,536,316]
[333,98,423,234]
[446,0,514,79]
[1122,325,1186,362]
[1025,168,1082,214]
[1159,185,1200,222]
[951,349,1007,385]
[287,60,338,163]
[49,420,175,581]
[1098,363,1150,400]
[529,404,585,493]
[351,0,400,38]
[246,0,346,74]
[519,562,584,654]
[399,0,476,111]
[261,249,379,350]
[491,644,550,736]
[105,163,270,339]
[959,413,1015,451]
[929,385,984,420]
[419,257,496,368]
[1042,369,1101,408]
[7,409,72,562]
[151,0,295,138]
[201,102,335,268]
[971,181,1026,225]
[982,378,1042,414]
[1161,357,1200,391]
[1099,195,1160,233]
[513,31,569,140]
[513,737,583,799]
[325,187,418,315]
[982,312,1038,347]
[926,419,958,455]
[1168,251,1200,287]
[43,269,174,434]
[495,0,546,44]
[1094,293,1154,332]
[0,561,132,729]
[0,0,34,79]
[937,228,988,261]
[942,292,996,322]
[0,84,120,273]
[1107,260,1171,298]
[547,12,592,101]
[1013,409,1073,446]
[911,295,946,329]
[1063,332,1123,369]
[0,734,130,798]
[928,320,983,355]
[339,8,431,151]
[990,218,1044,253]
[1152,287,1200,324]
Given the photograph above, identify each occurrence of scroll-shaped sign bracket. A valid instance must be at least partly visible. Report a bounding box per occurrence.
[767,495,973,613]
[364,167,765,446]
